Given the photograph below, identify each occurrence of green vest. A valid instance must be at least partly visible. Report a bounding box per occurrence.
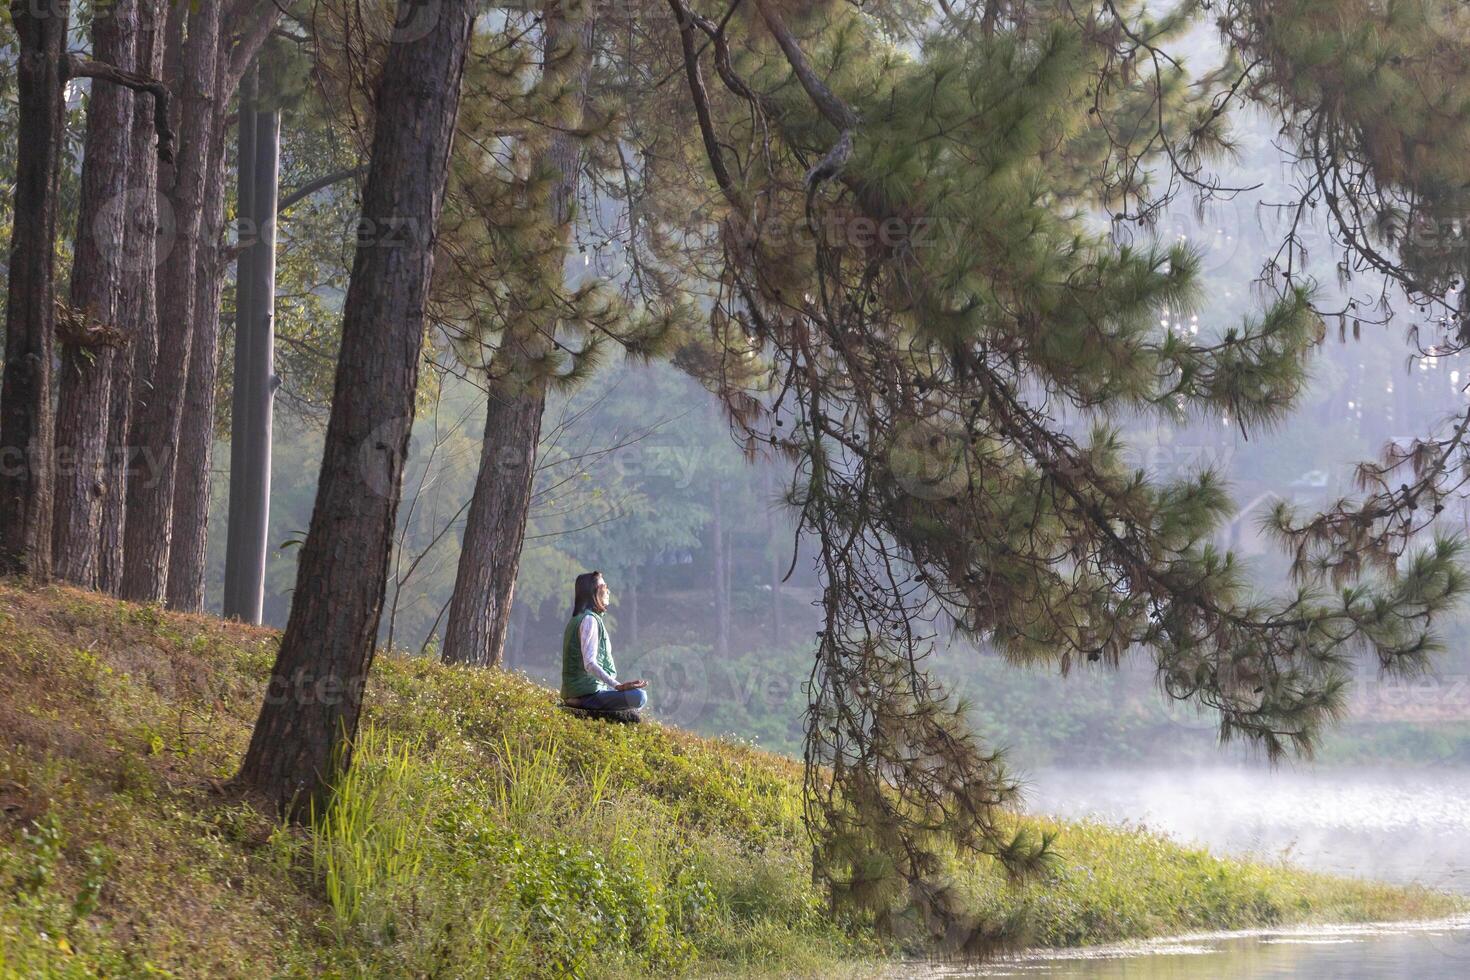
[562,609,615,698]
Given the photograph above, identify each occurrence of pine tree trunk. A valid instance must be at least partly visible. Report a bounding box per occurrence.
[120,0,221,602]
[439,4,594,667]
[0,0,69,580]
[222,76,280,623]
[166,102,230,611]
[99,0,168,595]
[53,0,137,588]
[441,387,548,666]
[236,0,475,816]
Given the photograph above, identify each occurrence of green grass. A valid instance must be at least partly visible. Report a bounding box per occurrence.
[0,581,1460,978]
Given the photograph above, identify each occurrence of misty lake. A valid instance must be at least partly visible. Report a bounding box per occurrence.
[912,765,1470,978]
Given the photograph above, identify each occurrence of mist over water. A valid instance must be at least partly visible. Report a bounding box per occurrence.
[1023,765,1470,895]
[911,765,1470,977]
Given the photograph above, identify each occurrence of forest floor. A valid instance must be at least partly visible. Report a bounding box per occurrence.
[0,580,1461,978]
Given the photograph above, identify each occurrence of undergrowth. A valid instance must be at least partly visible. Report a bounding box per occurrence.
[0,582,1460,978]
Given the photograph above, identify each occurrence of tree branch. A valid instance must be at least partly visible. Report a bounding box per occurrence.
[750,0,858,131]
[277,164,368,212]
[64,55,174,162]
[666,0,741,204]
[223,2,284,96]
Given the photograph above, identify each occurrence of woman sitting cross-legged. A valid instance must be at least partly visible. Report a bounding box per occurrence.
[561,570,648,714]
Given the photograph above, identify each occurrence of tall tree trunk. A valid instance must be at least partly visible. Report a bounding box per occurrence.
[237,0,476,815]
[440,3,595,667]
[121,0,221,602]
[441,387,548,666]
[222,70,281,623]
[0,0,70,579]
[166,95,231,611]
[100,0,169,595]
[223,69,258,619]
[53,0,137,588]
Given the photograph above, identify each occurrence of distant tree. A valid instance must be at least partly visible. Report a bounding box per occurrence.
[439,0,607,667]
[220,59,282,624]
[119,0,279,605]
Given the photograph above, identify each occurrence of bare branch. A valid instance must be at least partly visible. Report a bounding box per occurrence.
[64,54,174,162]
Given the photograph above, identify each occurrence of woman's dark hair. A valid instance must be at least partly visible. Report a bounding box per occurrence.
[571,570,603,616]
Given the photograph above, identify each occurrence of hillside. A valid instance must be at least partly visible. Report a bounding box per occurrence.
[0,581,1459,978]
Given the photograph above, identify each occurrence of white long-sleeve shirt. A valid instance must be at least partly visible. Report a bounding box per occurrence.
[579,613,619,690]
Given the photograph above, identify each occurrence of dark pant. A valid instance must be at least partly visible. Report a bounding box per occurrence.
[571,689,647,711]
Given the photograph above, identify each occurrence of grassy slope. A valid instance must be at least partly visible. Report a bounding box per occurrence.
[0,582,1458,978]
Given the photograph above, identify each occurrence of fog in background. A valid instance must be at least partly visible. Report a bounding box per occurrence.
[201,30,1470,781]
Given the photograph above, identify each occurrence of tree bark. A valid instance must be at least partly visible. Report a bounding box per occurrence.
[121,0,222,602]
[100,0,169,595]
[53,0,137,588]
[440,3,595,667]
[0,0,70,580]
[441,387,548,666]
[222,69,281,623]
[166,89,231,611]
[237,0,476,816]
